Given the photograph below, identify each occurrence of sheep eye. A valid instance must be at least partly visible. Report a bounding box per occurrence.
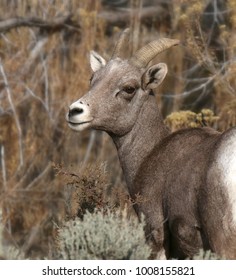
[123,86,136,94]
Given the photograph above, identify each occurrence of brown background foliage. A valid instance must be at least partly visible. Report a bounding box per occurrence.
[0,0,235,257]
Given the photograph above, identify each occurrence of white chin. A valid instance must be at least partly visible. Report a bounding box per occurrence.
[68,122,91,132]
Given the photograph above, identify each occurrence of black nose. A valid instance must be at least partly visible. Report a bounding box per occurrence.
[68,107,83,118]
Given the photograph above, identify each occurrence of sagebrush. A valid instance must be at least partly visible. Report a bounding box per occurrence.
[57,209,152,260]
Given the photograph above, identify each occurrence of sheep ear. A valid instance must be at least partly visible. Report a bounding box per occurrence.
[90,51,106,72]
[142,63,168,90]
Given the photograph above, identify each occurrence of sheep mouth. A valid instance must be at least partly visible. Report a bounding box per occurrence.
[67,119,93,131]
[68,120,92,126]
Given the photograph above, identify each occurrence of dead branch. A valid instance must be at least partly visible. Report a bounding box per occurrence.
[98,5,168,25]
[0,13,80,33]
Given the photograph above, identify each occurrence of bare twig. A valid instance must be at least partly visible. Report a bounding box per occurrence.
[165,74,216,99]
[0,145,12,235]
[24,85,49,113]
[41,56,49,112]
[0,145,6,189]
[0,13,79,33]
[25,162,51,190]
[82,130,96,167]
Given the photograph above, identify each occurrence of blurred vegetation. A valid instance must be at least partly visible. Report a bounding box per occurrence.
[190,249,224,260]
[0,0,235,259]
[165,108,219,130]
[56,208,152,260]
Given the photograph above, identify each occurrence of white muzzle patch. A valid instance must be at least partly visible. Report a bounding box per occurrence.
[67,100,93,131]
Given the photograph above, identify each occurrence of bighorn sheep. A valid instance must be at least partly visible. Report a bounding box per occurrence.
[66,29,236,259]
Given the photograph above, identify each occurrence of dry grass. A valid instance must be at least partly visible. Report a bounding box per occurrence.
[0,0,235,258]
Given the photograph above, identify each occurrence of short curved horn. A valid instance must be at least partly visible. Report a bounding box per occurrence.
[130,38,179,68]
[111,28,130,59]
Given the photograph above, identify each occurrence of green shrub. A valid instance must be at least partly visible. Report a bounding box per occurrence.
[57,209,151,260]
